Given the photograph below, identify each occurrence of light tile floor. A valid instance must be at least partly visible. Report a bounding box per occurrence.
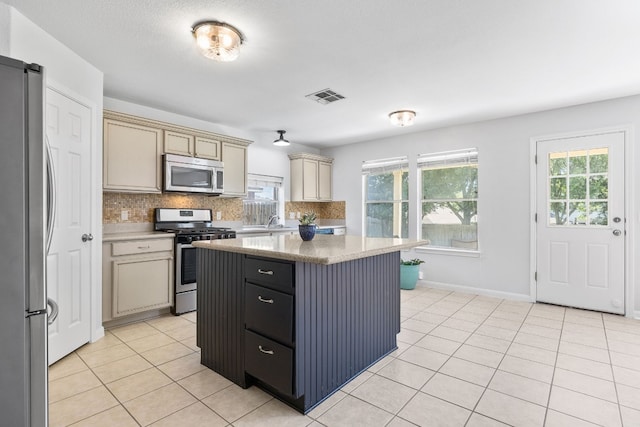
[49,284,640,426]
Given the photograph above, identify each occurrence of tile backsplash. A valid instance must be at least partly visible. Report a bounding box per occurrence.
[103,193,346,224]
[103,192,243,223]
[286,201,345,220]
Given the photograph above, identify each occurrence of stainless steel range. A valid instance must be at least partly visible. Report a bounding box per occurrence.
[154,208,236,314]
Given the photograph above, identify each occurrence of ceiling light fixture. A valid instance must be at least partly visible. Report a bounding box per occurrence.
[192,21,244,62]
[273,130,290,146]
[388,110,417,127]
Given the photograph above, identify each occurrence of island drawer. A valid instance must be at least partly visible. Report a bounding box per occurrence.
[245,330,294,396]
[245,257,294,293]
[245,283,293,346]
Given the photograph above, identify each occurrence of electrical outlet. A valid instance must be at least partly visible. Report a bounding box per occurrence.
[121,210,129,221]
[418,271,424,280]
[216,211,222,220]
[289,212,295,219]
[296,212,301,219]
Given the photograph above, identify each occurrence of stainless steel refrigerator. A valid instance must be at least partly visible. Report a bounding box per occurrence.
[0,54,57,426]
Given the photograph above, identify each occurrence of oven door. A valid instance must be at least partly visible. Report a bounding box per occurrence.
[175,242,197,293]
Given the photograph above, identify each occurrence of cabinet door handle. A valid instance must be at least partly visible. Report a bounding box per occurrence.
[257,268,274,275]
[257,296,274,304]
[258,345,274,355]
[138,245,150,249]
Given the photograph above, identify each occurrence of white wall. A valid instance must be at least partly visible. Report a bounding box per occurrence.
[104,97,320,200]
[0,3,10,55]
[4,4,106,340]
[323,95,640,314]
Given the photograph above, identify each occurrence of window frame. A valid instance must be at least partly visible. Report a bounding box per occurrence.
[417,148,479,253]
[242,173,284,227]
[362,156,410,238]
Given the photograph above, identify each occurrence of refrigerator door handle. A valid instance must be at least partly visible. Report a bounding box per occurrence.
[45,138,56,255]
[47,298,59,325]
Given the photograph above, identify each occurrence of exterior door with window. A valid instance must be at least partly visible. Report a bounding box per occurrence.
[536,131,625,314]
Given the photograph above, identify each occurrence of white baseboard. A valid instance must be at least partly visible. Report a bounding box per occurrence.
[420,280,534,303]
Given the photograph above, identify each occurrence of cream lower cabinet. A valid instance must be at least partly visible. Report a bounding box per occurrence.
[102,237,174,322]
[289,153,333,201]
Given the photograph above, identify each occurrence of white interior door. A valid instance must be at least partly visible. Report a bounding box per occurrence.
[46,88,92,364]
[536,131,625,314]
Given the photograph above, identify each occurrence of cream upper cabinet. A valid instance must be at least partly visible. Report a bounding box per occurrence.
[222,142,248,197]
[289,153,333,201]
[102,110,251,194]
[318,160,332,200]
[195,137,220,160]
[103,117,163,193]
[164,130,194,156]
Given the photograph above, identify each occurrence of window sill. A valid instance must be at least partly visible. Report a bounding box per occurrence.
[414,246,481,258]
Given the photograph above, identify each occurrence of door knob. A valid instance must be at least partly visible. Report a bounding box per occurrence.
[82,233,94,242]
[613,229,622,236]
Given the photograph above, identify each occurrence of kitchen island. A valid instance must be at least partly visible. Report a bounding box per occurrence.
[192,234,424,413]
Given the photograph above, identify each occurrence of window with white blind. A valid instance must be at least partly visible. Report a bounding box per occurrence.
[362,156,409,238]
[243,174,284,226]
[419,149,478,250]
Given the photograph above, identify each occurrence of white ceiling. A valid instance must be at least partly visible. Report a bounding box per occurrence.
[7,0,640,148]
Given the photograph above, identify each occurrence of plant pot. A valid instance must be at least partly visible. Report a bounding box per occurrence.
[400,264,420,290]
[299,224,316,241]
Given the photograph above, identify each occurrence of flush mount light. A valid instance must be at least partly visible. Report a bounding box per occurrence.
[388,110,416,127]
[273,130,290,146]
[192,21,244,62]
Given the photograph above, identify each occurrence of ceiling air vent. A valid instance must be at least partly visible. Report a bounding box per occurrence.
[305,88,346,105]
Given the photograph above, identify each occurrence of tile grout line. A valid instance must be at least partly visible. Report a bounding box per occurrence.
[540,302,566,427]
[603,311,626,426]
[463,298,536,426]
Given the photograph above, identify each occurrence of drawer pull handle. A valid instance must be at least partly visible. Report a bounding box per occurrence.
[258,345,274,355]
[257,296,274,304]
[137,245,150,249]
[257,268,274,275]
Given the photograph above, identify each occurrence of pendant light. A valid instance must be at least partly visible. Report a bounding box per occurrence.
[273,130,290,146]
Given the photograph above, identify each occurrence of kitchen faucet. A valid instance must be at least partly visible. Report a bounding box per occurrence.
[266,214,280,228]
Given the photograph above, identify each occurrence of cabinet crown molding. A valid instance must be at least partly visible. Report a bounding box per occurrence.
[288,152,333,163]
[103,109,252,147]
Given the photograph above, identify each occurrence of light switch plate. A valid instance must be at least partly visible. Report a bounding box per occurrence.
[216,211,222,220]
[289,212,295,219]
[121,210,128,221]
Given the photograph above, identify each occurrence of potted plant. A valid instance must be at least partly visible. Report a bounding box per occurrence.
[298,211,317,241]
[400,258,424,290]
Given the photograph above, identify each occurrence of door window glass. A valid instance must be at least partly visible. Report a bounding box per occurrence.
[548,148,609,226]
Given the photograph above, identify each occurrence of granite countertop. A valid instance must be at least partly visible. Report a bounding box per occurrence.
[103,231,175,242]
[192,234,425,265]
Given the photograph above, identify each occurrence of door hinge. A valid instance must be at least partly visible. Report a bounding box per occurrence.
[534,155,538,164]
[534,213,537,223]
[534,272,537,281]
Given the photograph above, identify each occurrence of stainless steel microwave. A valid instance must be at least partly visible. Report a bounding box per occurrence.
[164,154,224,195]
